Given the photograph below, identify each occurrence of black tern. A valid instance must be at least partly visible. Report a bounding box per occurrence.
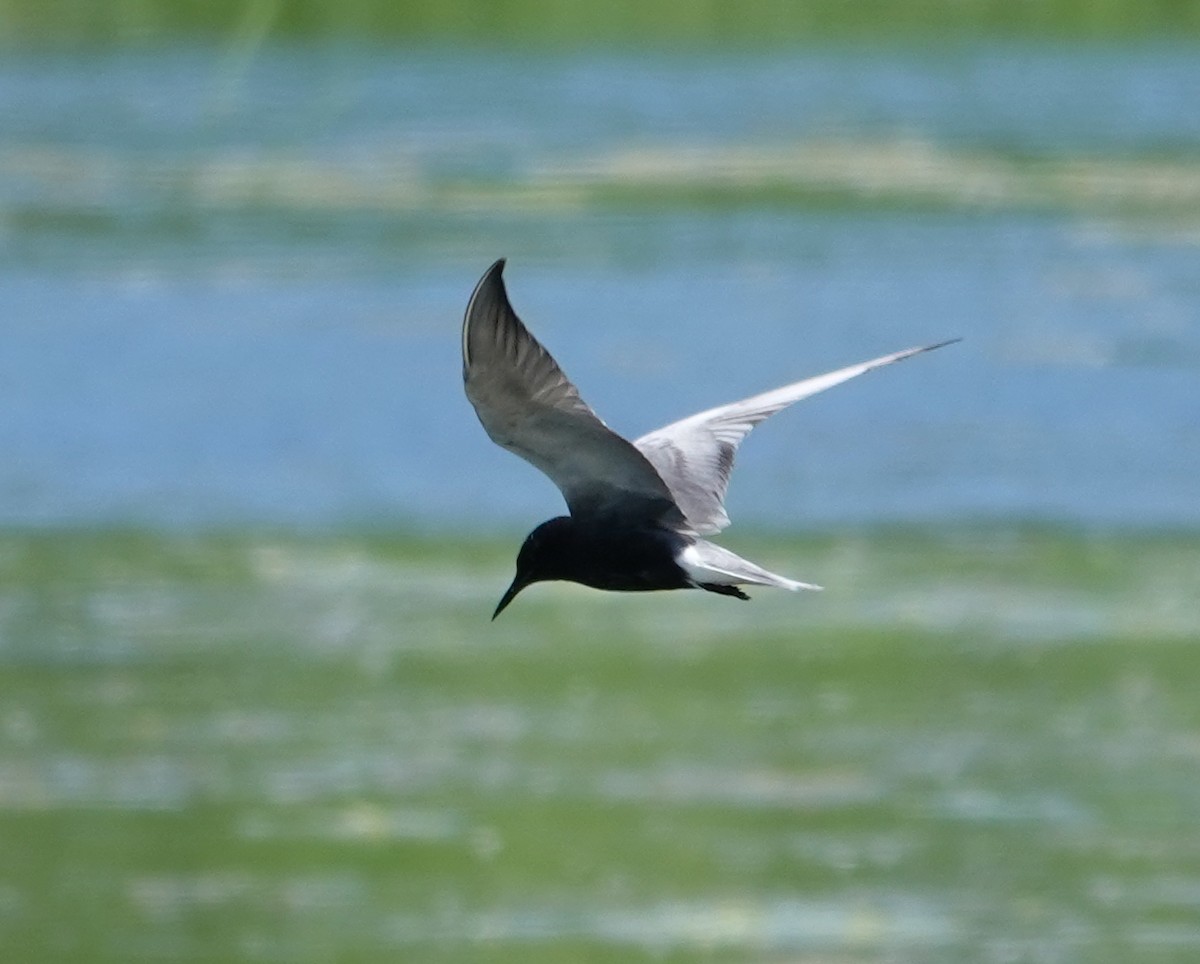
[463,259,956,618]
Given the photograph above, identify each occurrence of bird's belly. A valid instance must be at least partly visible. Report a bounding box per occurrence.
[577,565,689,593]
[579,571,688,593]
[564,531,688,593]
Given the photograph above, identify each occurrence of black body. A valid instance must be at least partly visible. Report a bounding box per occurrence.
[525,516,690,592]
[492,516,750,618]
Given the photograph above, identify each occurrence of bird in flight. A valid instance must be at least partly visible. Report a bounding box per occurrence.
[463,259,956,618]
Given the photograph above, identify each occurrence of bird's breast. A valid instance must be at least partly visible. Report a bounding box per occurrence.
[567,525,691,593]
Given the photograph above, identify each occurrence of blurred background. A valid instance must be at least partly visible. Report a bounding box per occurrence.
[2,2,1199,962]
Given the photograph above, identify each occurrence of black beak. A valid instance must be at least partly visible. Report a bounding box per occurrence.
[492,574,529,620]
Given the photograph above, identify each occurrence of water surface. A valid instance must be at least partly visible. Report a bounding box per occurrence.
[2,38,1198,964]
[2,43,1198,529]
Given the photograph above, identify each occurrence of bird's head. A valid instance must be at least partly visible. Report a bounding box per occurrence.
[492,516,575,619]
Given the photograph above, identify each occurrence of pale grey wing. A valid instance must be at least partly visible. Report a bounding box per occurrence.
[463,259,685,525]
[635,340,960,535]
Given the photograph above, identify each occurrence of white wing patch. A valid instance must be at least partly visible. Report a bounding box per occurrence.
[636,340,959,534]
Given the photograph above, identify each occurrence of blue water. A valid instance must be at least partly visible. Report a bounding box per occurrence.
[2,44,1198,530]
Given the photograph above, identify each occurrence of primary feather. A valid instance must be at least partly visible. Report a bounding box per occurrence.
[635,341,960,535]
[462,259,685,527]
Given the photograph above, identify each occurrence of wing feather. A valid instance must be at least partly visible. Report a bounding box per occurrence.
[463,259,685,525]
[635,340,959,534]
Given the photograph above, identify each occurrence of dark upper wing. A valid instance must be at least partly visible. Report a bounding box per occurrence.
[635,340,960,535]
[462,259,686,526]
